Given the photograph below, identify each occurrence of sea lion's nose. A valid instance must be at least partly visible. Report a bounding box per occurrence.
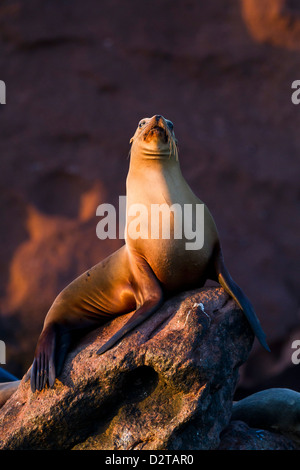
[155,115,162,122]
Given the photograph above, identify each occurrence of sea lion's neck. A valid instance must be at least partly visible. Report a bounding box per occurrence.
[128,145,180,173]
[126,153,194,212]
[127,156,182,188]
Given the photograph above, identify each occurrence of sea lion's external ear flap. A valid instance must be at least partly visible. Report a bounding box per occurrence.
[129,137,134,144]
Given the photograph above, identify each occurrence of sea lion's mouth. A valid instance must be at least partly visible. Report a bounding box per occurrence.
[144,125,168,143]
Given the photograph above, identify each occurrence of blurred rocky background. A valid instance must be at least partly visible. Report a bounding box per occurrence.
[0,0,299,398]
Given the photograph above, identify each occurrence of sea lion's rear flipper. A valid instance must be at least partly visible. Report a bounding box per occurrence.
[30,323,58,392]
[97,255,163,355]
[213,245,270,352]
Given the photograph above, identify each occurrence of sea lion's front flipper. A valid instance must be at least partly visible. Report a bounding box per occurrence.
[30,323,57,392]
[97,255,163,355]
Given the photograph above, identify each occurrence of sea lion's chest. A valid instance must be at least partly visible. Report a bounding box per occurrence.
[132,236,211,292]
[126,174,216,292]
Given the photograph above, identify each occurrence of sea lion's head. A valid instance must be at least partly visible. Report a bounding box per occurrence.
[129,115,178,161]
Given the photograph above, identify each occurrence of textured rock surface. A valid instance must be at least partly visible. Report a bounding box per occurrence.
[0,287,254,450]
[218,420,300,450]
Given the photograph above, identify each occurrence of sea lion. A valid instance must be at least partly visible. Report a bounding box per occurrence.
[30,114,269,392]
[232,388,300,444]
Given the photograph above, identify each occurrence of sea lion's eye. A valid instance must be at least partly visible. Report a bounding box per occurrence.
[139,120,146,128]
[167,120,174,131]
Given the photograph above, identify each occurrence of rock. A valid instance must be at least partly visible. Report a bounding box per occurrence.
[0,287,253,450]
[218,420,299,450]
[232,388,300,444]
[0,381,20,408]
